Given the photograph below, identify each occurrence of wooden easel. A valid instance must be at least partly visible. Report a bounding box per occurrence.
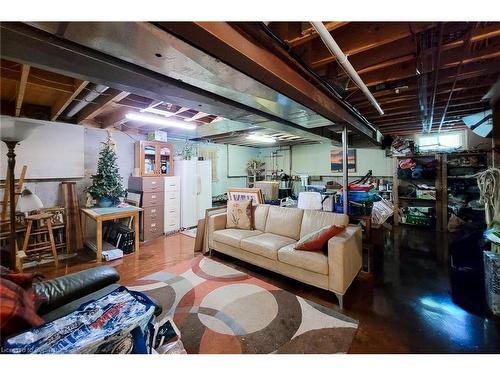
[1,165,28,221]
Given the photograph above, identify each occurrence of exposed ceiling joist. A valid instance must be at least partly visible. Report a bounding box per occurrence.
[308,22,434,69]
[284,22,349,47]
[14,64,30,116]
[51,80,89,121]
[350,59,500,89]
[77,90,130,123]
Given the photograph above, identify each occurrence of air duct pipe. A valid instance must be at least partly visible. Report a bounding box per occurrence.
[310,21,384,116]
[66,84,109,117]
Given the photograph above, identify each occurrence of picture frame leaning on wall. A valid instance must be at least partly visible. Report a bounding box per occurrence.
[227,188,264,205]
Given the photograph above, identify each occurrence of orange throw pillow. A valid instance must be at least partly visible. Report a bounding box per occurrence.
[294,225,345,252]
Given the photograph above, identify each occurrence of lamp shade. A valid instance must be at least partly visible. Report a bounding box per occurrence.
[0,116,44,142]
[17,189,44,213]
[298,192,323,210]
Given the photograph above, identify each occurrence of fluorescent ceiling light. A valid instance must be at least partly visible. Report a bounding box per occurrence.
[125,112,196,130]
[246,134,276,143]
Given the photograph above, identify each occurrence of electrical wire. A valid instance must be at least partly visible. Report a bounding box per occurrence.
[477,168,500,225]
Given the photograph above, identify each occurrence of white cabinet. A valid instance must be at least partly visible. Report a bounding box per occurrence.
[164,176,181,233]
[174,160,212,228]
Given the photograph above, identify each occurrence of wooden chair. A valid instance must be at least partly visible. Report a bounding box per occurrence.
[38,207,67,253]
[20,213,59,268]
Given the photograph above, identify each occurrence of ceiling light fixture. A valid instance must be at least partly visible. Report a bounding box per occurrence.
[246,134,276,143]
[125,112,196,130]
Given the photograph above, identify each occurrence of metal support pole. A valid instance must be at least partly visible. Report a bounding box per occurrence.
[342,126,349,215]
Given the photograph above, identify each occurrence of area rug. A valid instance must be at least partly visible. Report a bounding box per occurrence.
[127,255,358,354]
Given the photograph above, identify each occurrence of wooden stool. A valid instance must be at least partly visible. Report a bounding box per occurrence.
[20,213,59,268]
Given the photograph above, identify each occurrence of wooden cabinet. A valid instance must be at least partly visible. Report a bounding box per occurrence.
[135,141,174,177]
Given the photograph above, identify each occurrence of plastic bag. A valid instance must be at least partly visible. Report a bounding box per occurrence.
[371,196,394,225]
[157,339,187,354]
[4,287,156,354]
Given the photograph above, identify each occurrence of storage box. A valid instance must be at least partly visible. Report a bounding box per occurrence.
[147,130,168,142]
[416,188,436,200]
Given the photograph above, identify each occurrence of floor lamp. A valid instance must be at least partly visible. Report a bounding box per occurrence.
[1,117,42,270]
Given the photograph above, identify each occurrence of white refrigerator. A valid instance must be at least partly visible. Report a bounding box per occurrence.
[174,159,212,228]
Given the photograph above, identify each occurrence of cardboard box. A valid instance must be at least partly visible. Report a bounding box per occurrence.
[147,130,168,142]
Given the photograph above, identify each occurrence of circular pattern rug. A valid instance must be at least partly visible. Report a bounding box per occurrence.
[127,255,358,354]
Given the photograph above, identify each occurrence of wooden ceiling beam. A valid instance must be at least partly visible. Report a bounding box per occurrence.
[444,23,500,51]
[335,36,415,78]
[349,60,499,91]
[373,107,486,126]
[379,119,463,130]
[99,106,131,129]
[285,22,349,47]
[364,98,487,120]
[351,79,496,104]
[307,22,435,69]
[361,91,489,114]
[15,64,30,117]
[51,80,89,121]
[372,108,487,126]
[77,90,130,123]
[2,69,76,94]
[333,24,500,79]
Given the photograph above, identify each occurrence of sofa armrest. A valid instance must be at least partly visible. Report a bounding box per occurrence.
[208,212,227,247]
[34,266,120,315]
[327,225,362,295]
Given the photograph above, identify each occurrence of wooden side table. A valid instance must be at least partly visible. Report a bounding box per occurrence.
[80,206,142,263]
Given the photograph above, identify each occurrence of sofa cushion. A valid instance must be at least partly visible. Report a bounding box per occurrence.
[278,244,329,275]
[226,200,254,230]
[265,206,304,240]
[241,233,296,260]
[299,210,349,238]
[253,204,270,232]
[213,229,263,248]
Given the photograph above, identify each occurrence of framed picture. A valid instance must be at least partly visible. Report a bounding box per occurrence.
[227,188,264,204]
[330,149,356,173]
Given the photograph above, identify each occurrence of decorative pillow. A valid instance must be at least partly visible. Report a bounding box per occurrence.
[0,266,45,338]
[226,200,254,230]
[294,225,345,252]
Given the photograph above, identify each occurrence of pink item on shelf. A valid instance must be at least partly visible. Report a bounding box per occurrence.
[399,159,416,169]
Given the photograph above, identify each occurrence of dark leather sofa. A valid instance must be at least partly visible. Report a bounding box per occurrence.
[33,266,161,322]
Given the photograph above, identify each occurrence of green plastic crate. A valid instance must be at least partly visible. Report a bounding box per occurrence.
[406,213,434,226]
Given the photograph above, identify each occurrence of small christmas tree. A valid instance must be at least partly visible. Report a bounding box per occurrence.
[86,133,126,204]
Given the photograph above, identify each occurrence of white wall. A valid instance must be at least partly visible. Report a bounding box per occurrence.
[290,143,393,177]
[167,138,261,196]
[0,122,85,179]
[1,127,144,208]
[259,143,392,178]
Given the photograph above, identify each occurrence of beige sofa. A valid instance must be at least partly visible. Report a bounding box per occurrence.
[207,204,362,308]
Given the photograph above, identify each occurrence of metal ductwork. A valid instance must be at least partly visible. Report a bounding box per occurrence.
[66,84,109,117]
